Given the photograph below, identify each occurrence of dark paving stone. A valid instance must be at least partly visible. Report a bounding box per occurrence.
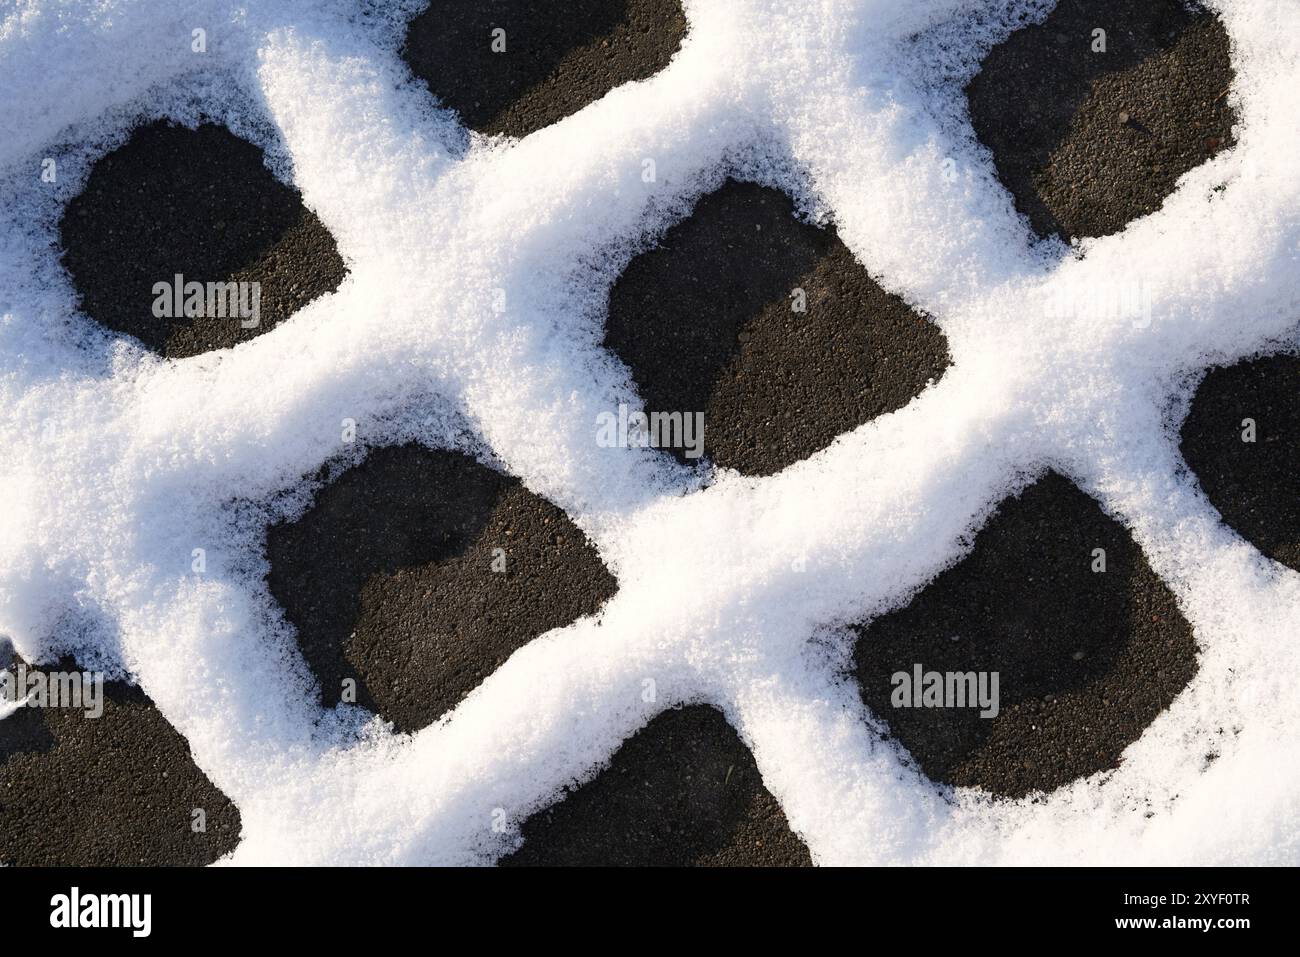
[502,704,811,866]
[604,180,951,477]
[267,444,618,734]
[60,121,347,358]
[853,473,1198,799]
[1180,354,1300,572]
[0,655,241,866]
[403,0,687,138]
[967,0,1236,242]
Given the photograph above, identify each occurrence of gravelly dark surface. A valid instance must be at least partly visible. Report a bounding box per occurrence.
[0,656,241,866]
[267,444,618,733]
[503,705,811,866]
[853,473,1198,799]
[967,0,1236,242]
[605,180,951,476]
[403,0,687,138]
[60,121,346,358]
[1181,354,1300,573]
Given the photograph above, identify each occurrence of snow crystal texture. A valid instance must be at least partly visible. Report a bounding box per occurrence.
[1,0,1299,865]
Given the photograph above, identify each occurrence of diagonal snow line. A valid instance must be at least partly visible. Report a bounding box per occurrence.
[226,612,709,864]
[254,24,461,260]
[0,694,32,721]
[719,646,946,865]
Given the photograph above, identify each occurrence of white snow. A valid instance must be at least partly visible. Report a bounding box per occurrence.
[0,0,1298,865]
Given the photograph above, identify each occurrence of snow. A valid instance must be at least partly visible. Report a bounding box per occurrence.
[0,0,1298,865]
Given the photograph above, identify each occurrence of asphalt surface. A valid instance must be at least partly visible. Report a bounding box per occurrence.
[853,473,1199,798]
[0,656,241,866]
[967,0,1235,242]
[403,0,687,138]
[60,121,346,358]
[267,444,618,733]
[605,180,951,476]
[1181,355,1300,573]
[14,0,1265,865]
[503,705,811,866]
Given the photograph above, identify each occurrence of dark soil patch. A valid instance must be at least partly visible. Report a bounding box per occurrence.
[1180,354,1300,572]
[966,0,1236,242]
[267,444,618,734]
[403,0,687,138]
[60,121,346,358]
[604,180,951,476]
[0,655,241,866]
[853,473,1198,799]
[502,704,811,866]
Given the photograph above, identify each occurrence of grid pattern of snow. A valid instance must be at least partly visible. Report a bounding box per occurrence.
[1,0,1298,865]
